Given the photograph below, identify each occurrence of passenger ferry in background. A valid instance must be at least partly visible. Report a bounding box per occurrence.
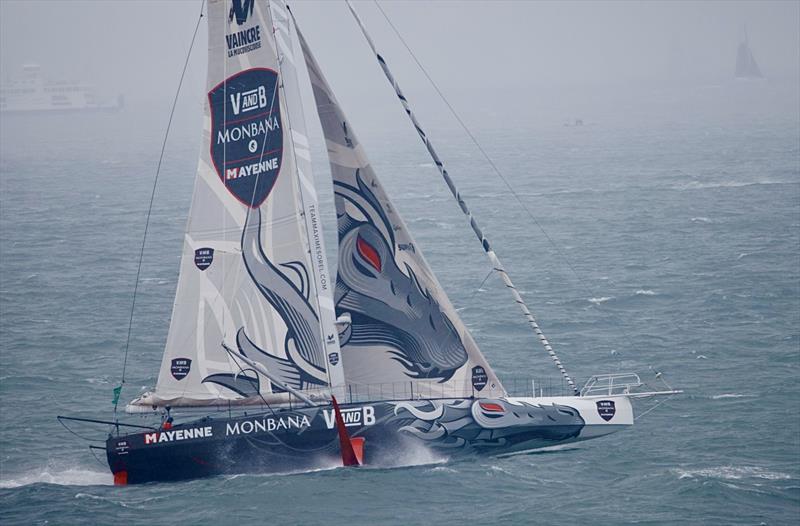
[0,64,123,114]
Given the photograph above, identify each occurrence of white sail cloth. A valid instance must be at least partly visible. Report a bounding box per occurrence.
[297,24,506,399]
[131,0,341,408]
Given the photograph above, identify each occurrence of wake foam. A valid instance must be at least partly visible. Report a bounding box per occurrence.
[0,467,112,489]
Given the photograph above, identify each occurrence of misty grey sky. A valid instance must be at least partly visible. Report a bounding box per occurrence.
[1,0,798,132]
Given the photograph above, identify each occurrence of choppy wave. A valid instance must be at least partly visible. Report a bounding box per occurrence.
[0,468,112,488]
[673,466,793,481]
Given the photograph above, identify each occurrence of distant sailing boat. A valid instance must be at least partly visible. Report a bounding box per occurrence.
[60,0,679,485]
[735,28,763,80]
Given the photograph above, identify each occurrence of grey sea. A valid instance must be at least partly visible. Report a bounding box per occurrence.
[1,79,798,525]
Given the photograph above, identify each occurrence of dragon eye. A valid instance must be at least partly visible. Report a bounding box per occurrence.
[356,235,382,272]
[479,402,504,413]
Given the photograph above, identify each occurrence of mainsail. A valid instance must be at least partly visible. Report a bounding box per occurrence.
[131,0,342,408]
[296,22,505,399]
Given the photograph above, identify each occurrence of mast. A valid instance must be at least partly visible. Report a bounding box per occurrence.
[344,1,577,394]
[267,0,346,399]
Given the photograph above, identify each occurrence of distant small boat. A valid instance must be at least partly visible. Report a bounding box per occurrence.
[0,64,123,114]
[735,29,764,80]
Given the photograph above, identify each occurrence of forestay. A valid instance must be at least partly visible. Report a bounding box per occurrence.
[130,0,342,409]
[296,20,506,399]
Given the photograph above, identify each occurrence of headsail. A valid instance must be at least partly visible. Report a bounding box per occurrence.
[295,18,505,399]
[130,0,341,409]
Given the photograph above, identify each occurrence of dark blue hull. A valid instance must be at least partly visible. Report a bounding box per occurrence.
[106,397,623,484]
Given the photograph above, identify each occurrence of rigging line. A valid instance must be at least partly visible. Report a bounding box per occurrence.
[345,0,577,393]
[467,268,495,305]
[89,447,109,468]
[115,0,206,414]
[373,1,655,370]
[57,418,107,444]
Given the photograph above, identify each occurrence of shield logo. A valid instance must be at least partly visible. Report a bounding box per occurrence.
[596,400,616,421]
[328,352,339,366]
[170,358,192,381]
[194,247,214,270]
[208,68,283,208]
[471,366,488,391]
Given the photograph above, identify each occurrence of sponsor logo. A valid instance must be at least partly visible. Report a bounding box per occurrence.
[115,440,130,455]
[228,0,254,25]
[226,415,311,435]
[328,351,339,366]
[397,243,415,253]
[308,204,328,291]
[194,247,214,271]
[145,426,213,445]
[226,24,261,58]
[209,68,283,208]
[322,406,375,429]
[596,400,616,421]
[170,358,192,380]
[471,366,488,391]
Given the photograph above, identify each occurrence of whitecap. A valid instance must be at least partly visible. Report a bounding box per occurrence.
[696,355,708,360]
[588,297,612,305]
[711,393,755,400]
[690,217,711,223]
[635,289,656,296]
[673,466,792,481]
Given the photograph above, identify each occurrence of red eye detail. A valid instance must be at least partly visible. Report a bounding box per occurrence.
[356,235,382,272]
[479,402,504,413]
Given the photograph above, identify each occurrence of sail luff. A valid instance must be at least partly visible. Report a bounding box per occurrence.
[344,1,577,393]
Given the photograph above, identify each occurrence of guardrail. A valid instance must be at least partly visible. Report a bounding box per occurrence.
[140,374,647,417]
[579,373,643,397]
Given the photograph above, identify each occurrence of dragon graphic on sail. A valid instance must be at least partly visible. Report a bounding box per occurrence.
[202,208,330,395]
[297,25,505,396]
[335,171,468,381]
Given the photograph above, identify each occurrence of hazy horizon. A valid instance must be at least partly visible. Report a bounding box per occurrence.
[1,0,798,135]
